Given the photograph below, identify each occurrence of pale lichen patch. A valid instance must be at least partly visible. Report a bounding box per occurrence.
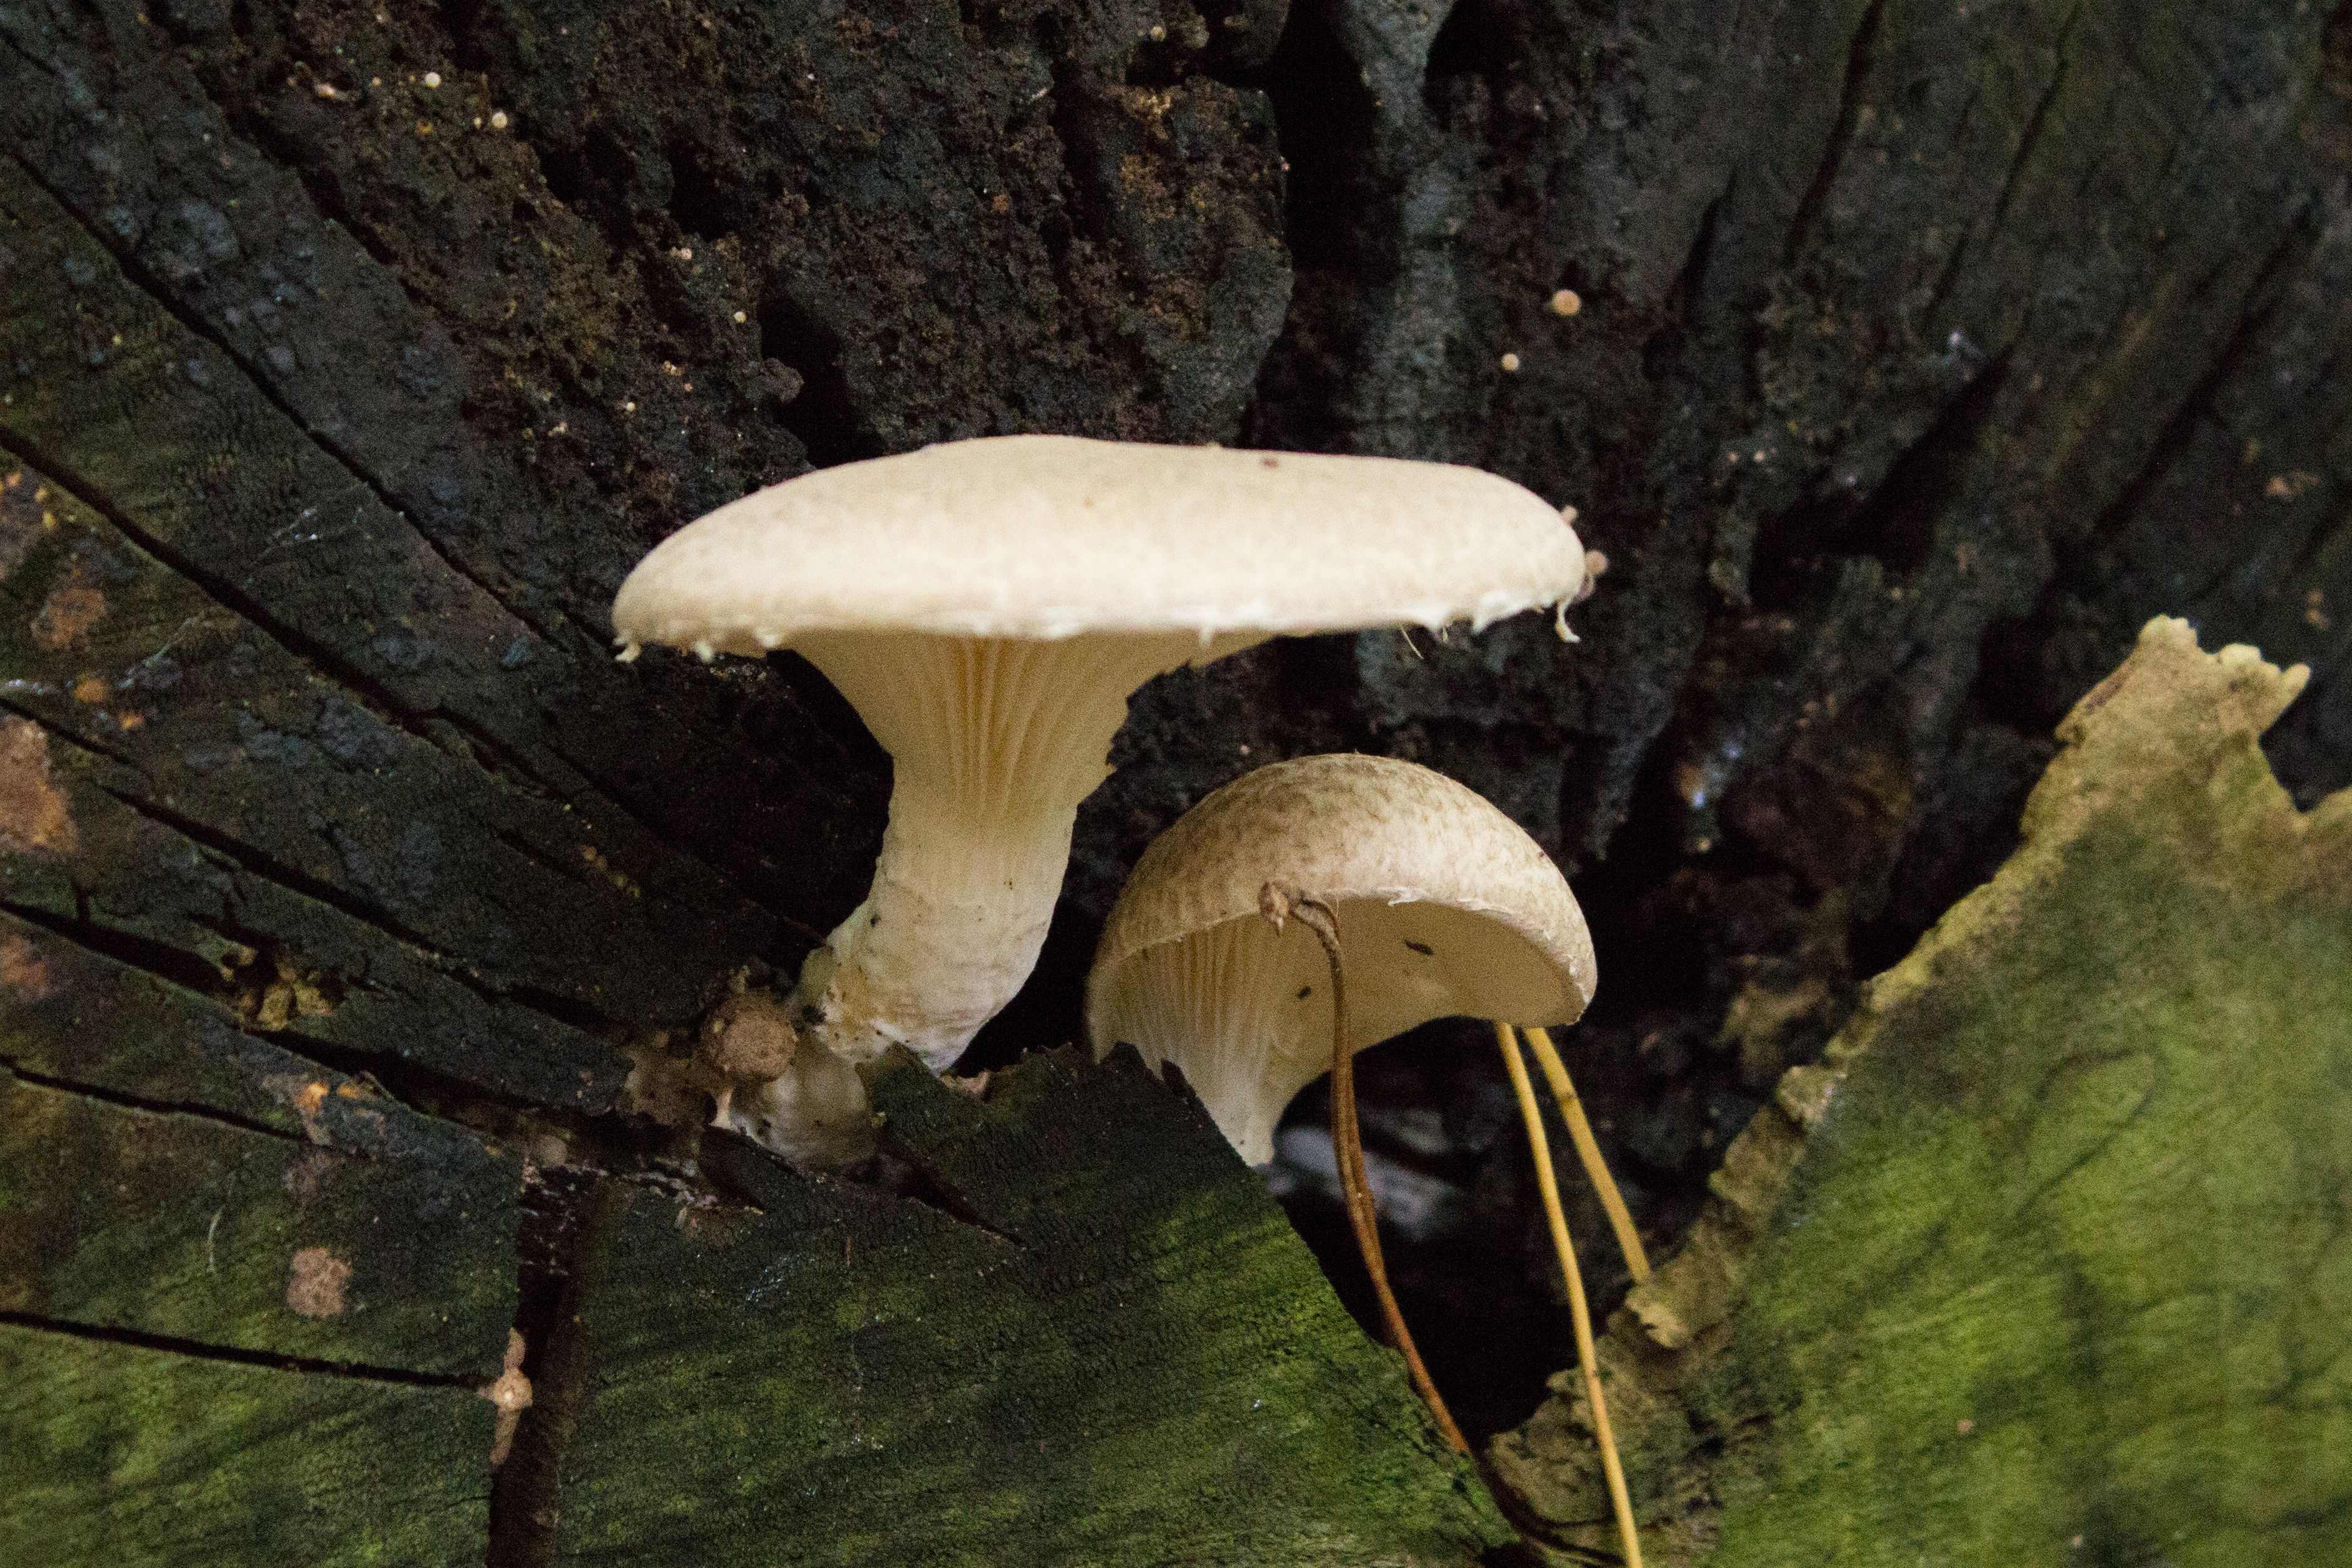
[260,1074,340,1142]
[29,577,107,651]
[0,718,77,855]
[284,1246,351,1318]
[0,933,55,1002]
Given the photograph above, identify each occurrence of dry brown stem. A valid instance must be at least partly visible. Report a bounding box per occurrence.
[1260,882,1468,1454]
[1497,1021,1643,1568]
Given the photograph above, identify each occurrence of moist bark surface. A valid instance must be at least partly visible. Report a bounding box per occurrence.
[2,0,2348,1560]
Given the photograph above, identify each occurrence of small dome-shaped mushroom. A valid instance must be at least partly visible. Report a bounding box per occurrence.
[1087,753,1596,1164]
[614,437,1586,1162]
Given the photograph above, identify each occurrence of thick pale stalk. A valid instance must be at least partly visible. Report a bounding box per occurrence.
[793,777,1079,1070]
[748,634,1270,1114]
[724,630,1259,1160]
[778,630,1222,1072]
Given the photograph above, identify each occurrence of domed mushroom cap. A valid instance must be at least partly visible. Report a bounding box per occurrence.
[1088,754,1597,1163]
[611,435,1585,653]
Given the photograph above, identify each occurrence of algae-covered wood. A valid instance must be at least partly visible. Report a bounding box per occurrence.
[1495,619,2352,1562]
[0,1067,517,1377]
[550,1049,1507,1567]
[0,1325,495,1568]
[4,0,2348,1558]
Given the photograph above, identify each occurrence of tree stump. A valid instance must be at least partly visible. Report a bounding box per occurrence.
[3,0,2347,1561]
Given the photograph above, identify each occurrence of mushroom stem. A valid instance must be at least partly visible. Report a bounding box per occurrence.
[1523,1025,1651,1284]
[1497,1021,1643,1568]
[1264,883,1468,1455]
[791,774,1080,1070]
[779,631,1242,1078]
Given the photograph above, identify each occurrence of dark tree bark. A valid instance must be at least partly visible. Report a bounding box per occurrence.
[1,0,2346,1561]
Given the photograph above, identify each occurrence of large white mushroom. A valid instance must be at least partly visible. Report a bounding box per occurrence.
[611,435,1585,1160]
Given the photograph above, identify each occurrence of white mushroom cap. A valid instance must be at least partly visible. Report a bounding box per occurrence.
[611,434,1585,652]
[1088,753,1596,1165]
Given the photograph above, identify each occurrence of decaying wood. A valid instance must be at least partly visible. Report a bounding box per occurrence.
[2,0,2347,1559]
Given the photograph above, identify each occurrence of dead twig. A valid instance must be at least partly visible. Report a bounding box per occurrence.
[1523,1025,1650,1284]
[1497,1021,1642,1568]
[1261,882,1467,1453]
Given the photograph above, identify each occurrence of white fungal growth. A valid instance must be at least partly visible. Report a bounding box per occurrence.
[774,630,1224,1071]
[611,437,1589,1162]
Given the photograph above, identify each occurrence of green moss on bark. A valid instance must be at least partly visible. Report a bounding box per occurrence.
[551,1049,1508,1567]
[1498,619,2352,1564]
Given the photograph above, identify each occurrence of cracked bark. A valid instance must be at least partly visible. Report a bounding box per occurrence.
[4,0,2349,1562]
